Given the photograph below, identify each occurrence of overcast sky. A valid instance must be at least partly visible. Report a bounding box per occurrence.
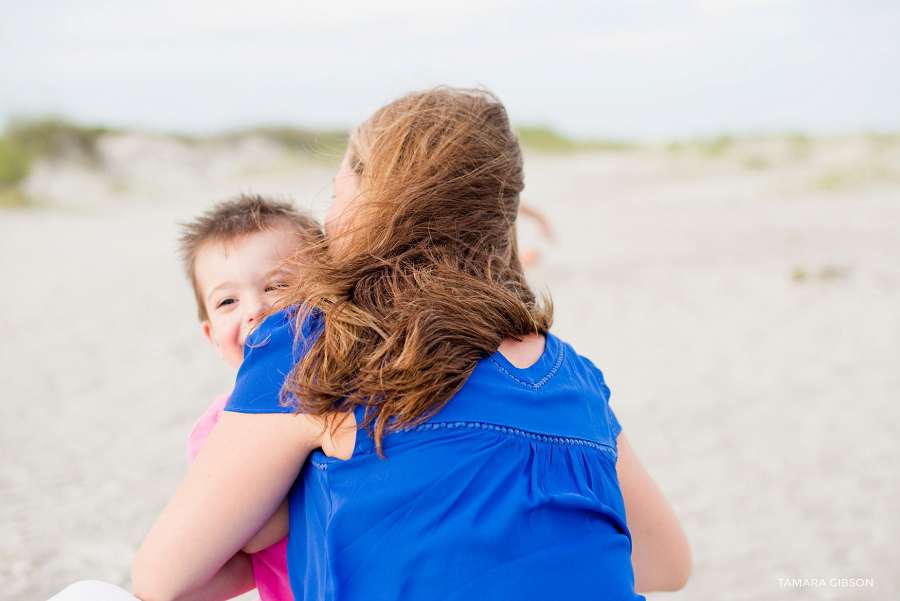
[1,0,898,139]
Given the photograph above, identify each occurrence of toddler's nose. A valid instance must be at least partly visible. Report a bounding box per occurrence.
[245,297,266,324]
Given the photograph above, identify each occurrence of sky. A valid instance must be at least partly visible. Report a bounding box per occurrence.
[1,0,898,139]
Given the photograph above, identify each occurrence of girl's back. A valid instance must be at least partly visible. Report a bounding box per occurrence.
[230,310,644,600]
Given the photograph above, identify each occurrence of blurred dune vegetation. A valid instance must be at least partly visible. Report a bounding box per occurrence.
[514,125,636,152]
[1,118,899,210]
[0,120,110,207]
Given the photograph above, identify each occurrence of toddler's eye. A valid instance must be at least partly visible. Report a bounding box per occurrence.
[264,282,288,293]
[216,298,236,308]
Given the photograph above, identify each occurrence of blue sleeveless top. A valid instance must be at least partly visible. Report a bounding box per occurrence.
[226,309,644,601]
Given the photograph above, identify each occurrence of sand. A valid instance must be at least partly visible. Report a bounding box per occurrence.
[1,133,898,600]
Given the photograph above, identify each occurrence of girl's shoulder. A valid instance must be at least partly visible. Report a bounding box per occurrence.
[248,306,322,345]
[226,306,321,415]
[410,331,620,447]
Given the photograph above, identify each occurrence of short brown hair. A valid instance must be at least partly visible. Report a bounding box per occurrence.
[179,194,322,321]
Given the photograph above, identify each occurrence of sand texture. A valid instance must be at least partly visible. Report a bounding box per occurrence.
[1,134,898,600]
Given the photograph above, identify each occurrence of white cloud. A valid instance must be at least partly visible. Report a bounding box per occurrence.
[690,0,793,18]
[1,0,524,41]
[559,25,711,59]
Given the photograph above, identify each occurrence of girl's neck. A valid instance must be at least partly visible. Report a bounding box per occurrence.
[496,333,546,369]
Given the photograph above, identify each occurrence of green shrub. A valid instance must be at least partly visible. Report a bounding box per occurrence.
[0,118,114,187]
[0,186,33,208]
[744,155,768,170]
[0,118,114,209]
[516,125,579,152]
[516,125,635,153]
[220,126,349,156]
[867,133,899,151]
[699,134,734,157]
[6,118,113,159]
[0,136,33,186]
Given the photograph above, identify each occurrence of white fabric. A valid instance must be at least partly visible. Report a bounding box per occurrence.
[48,581,138,601]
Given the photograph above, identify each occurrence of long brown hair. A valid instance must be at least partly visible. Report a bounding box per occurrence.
[279,87,552,453]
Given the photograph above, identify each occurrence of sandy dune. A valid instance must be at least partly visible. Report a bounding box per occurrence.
[1,134,897,600]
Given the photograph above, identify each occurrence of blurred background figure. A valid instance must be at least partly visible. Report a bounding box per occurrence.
[518,203,556,268]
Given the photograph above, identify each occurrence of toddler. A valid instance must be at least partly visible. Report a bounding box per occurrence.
[178,194,322,601]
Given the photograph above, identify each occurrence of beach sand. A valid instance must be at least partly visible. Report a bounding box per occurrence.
[1,134,897,600]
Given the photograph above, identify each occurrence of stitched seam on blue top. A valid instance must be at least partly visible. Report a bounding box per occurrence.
[489,338,565,389]
[399,421,616,455]
[309,453,330,469]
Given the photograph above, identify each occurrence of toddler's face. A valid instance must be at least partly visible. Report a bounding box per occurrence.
[195,229,301,369]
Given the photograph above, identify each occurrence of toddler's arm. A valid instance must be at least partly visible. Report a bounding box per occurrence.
[242,498,289,554]
[132,411,322,601]
[173,552,254,601]
[616,432,691,593]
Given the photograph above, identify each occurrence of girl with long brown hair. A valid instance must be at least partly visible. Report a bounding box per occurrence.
[131,87,690,601]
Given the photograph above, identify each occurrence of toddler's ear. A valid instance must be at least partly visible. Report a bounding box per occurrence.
[202,321,227,361]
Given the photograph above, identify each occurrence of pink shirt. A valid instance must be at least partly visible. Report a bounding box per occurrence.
[187,393,293,601]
